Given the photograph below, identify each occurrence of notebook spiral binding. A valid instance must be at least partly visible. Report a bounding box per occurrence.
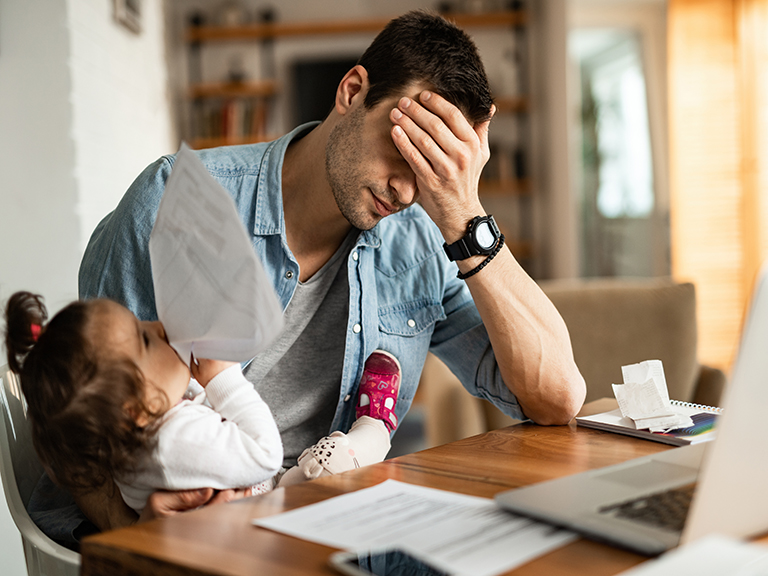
[670,399,723,414]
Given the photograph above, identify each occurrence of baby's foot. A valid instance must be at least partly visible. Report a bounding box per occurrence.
[296,431,357,478]
[356,350,401,432]
[295,416,392,480]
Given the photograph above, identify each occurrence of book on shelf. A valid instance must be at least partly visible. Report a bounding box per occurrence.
[576,400,721,446]
[192,97,271,147]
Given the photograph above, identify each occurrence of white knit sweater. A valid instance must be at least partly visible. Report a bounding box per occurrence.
[116,365,283,513]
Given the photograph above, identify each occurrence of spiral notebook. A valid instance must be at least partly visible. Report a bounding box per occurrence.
[575,400,721,446]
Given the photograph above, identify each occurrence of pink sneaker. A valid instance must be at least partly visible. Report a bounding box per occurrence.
[356,350,401,432]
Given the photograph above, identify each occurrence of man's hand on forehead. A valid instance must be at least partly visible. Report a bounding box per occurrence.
[389,90,495,243]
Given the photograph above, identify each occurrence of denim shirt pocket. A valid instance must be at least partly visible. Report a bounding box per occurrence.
[378,301,446,337]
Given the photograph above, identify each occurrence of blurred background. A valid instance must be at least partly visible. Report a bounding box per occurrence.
[2,0,768,571]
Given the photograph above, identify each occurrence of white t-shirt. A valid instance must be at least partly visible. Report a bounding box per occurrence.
[116,365,283,514]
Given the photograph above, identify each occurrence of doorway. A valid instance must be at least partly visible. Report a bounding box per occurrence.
[567,1,670,278]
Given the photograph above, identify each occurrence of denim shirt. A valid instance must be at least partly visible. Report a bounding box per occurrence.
[79,123,525,434]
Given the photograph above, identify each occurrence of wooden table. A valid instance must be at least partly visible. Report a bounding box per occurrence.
[79,401,691,576]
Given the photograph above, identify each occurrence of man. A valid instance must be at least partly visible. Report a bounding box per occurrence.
[77,10,585,528]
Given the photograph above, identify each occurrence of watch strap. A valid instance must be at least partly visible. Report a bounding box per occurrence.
[443,237,473,261]
[457,233,505,280]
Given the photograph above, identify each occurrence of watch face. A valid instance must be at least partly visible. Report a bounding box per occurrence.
[475,221,496,250]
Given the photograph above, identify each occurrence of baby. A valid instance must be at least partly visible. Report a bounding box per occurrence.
[4,291,400,514]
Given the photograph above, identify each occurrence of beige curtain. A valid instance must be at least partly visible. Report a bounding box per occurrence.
[668,0,768,371]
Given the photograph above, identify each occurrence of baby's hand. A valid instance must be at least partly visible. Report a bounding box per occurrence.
[190,355,237,387]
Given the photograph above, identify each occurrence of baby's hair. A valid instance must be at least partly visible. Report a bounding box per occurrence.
[4,292,166,491]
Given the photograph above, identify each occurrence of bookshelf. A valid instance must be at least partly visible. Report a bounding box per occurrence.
[183,8,535,271]
[186,11,526,43]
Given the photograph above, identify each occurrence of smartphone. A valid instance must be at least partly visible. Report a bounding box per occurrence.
[328,548,451,576]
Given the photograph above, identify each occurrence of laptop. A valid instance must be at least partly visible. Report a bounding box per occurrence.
[495,263,768,555]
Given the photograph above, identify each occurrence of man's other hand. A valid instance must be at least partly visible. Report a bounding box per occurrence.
[138,487,253,523]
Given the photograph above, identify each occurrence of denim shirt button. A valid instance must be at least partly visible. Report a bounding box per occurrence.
[344,394,351,402]
[352,251,359,261]
[285,270,294,279]
[407,319,416,328]
[352,323,361,333]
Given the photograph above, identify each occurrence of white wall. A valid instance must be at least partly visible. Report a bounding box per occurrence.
[0,0,81,316]
[0,0,174,571]
[69,0,176,249]
[0,0,175,315]
[0,2,78,568]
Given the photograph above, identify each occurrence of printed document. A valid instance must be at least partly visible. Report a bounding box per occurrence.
[253,479,575,576]
[149,143,283,364]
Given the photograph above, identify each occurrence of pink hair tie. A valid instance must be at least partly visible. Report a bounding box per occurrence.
[30,324,42,342]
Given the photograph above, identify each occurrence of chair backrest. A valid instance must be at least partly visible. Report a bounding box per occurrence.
[539,278,700,404]
[0,364,80,575]
[420,278,712,447]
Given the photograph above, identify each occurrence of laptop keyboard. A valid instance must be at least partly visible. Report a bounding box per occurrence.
[598,483,696,532]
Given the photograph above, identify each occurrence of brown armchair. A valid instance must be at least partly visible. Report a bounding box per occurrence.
[418,278,728,447]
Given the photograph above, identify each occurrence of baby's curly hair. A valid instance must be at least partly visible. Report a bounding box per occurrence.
[4,292,165,491]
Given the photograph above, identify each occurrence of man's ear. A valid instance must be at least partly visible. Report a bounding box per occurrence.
[334,65,369,115]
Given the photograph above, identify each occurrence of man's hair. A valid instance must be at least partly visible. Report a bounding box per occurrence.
[358,10,494,124]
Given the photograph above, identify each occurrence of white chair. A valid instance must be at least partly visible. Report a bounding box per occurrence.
[0,364,80,575]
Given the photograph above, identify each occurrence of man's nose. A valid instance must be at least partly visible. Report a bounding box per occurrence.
[390,174,418,207]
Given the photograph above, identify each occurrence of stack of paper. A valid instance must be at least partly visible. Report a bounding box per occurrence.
[254,480,576,576]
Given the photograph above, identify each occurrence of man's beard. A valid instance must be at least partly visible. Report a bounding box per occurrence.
[325,106,380,231]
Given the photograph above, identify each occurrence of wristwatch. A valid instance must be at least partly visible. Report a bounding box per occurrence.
[443,215,501,261]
